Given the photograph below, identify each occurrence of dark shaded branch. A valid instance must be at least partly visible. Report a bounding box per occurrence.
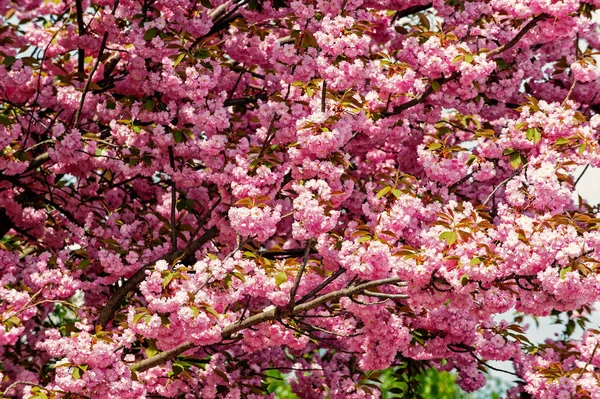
[73,31,109,128]
[296,268,346,306]
[261,247,318,259]
[385,14,547,117]
[96,226,218,328]
[75,0,86,76]
[168,146,177,252]
[25,152,50,173]
[0,208,12,239]
[130,276,404,372]
[575,164,589,186]
[487,14,549,57]
[223,94,268,107]
[289,238,313,310]
[392,3,432,22]
[483,165,526,206]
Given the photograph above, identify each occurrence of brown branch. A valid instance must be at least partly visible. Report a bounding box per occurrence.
[487,14,549,57]
[223,95,268,107]
[295,268,346,306]
[25,152,50,173]
[392,3,432,23]
[483,165,526,206]
[321,80,327,113]
[168,146,177,252]
[190,11,243,51]
[362,290,409,300]
[575,164,589,186]
[385,14,547,117]
[75,0,86,76]
[288,238,313,310]
[130,276,404,372]
[0,208,12,239]
[96,226,218,328]
[73,31,109,128]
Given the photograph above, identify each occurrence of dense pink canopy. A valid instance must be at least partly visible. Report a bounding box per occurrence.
[1,0,600,398]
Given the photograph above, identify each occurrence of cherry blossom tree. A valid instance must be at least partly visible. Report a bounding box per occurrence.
[1,0,600,398]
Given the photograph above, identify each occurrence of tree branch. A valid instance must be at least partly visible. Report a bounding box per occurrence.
[73,31,109,128]
[483,165,526,206]
[75,0,86,76]
[392,3,432,23]
[288,238,312,310]
[96,226,218,328]
[385,13,548,117]
[168,146,177,252]
[487,14,549,57]
[130,276,405,372]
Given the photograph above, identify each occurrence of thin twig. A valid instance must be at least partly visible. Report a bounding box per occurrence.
[96,226,218,328]
[321,80,327,112]
[562,79,577,106]
[75,0,86,76]
[130,276,405,372]
[73,31,109,128]
[289,238,313,310]
[483,166,526,206]
[362,290,409,300]
[296,268,346,306]
[168,146,177,252]
[578,342,599,379]
[575,164,589,187]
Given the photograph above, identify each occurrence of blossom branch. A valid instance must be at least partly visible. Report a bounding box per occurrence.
[73,31,109,128]
[289,238,313,310]
[483,165,526,206]
[386,13,548,117]
[168,146,177,252]
[130,277,405,372]
[96,226,218,328]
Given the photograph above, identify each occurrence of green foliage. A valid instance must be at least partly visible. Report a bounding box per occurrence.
[380,367,469,399]
[269,365,507,399]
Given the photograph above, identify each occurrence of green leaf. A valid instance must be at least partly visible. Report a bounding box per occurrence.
[0,114,11,126]
[439,231,457,246]
[428,142,442,150]
[173,52,186,67]
[200,0,213,7]
[72,366,82,380]
[162,272,176,288]
[144,28,159,41]
[495,58,508,70]
[172,362,185,376]
[460,275,469,286]
[203,305,220,319]
[275,271,288,287]
[466,154,477,166]
[578,143,587,154]
[469,257,482,266]
[214,369,230,384]
[560,266,572,280]
[430,80,441,92]
[526,127,541,144]
[133,311,147,324]
[146,341,158,357]
[509,152,522,169]
[77,259,90,270]
[376,186,391,198]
